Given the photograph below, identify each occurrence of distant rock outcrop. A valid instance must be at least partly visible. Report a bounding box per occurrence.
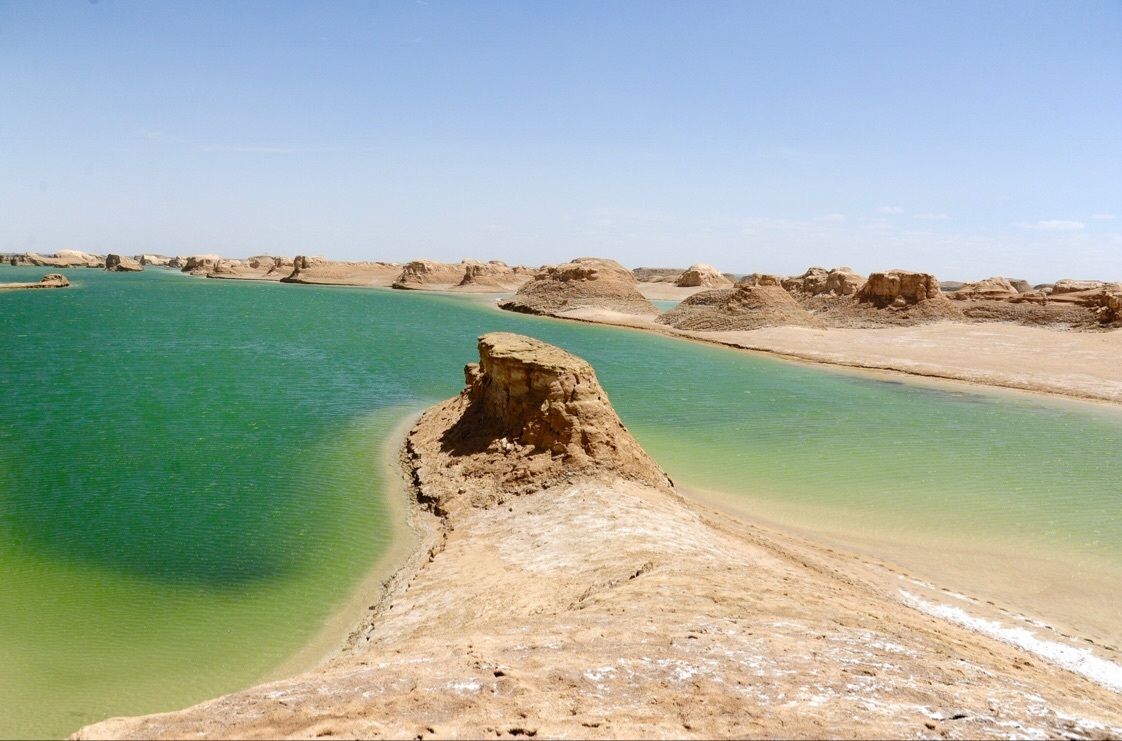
[280,256,402,286]
[632,267,685,283]
[675,263,733,288]
[406,332,672,515]
[456,260,535,290]
[736,272,784,287]
[104,254,143,272]
[0,273,71,290]
[181,254,222,275]
[499,258,659,316]
[1100,292,1122,324]
[137,254,172,267]
[782,266,865,297]
[1051,279,1121,296]
[950,277,1021,301]
[10,251,103,268]
[393,259,473,290]
[856,270,944,307]
[657,282,825,331]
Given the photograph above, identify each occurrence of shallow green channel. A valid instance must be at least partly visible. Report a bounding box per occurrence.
[1,268,1120,738]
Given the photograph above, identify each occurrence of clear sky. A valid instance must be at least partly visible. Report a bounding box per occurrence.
[2,0,1119,282]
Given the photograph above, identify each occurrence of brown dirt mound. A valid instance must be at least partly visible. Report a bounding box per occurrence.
[657,284,825,331]
[500,258,659,316]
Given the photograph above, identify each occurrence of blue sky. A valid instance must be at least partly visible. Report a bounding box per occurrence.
[2,1,1119,282]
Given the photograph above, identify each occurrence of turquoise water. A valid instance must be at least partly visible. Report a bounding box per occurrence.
[2,267,1121,737]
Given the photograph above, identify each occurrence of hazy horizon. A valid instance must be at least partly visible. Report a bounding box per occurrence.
[2,1,1119,285]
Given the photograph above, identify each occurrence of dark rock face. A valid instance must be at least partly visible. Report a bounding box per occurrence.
[105,254,143,272]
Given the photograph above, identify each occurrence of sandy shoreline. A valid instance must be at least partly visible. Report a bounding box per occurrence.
[75,332,1122,739]
[549,303,1122,406]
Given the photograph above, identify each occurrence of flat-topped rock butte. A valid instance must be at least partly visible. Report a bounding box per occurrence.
[76,333,1122,740]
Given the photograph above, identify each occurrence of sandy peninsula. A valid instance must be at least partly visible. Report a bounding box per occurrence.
[76,333,1122,740]
[47,253,1122,738]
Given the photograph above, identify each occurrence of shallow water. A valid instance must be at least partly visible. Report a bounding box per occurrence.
[2,267,1120,737]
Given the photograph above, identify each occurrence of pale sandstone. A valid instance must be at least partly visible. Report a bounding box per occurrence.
[0,273,70,290]
[781,266,865,296]
[674,263,733,288]
[281,256,402,287]
[9,250,103,268]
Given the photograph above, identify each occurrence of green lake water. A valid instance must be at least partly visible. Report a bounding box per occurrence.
[2,267,1121,738]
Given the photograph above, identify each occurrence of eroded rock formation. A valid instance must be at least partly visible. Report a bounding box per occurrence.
[280,256,402,286]
[499,257,659,316]
[393,259,474,290]
[675,263,733,288]
[181,254,222,275]
[10,251,103,268]
[856,270,944,307]
[105,254,143,272]
[632,266,685,283]
[782,266,865,296]
[456,261,535,291]
[0,273,71,290]
[407,333,672,517]
[657,282,825,331]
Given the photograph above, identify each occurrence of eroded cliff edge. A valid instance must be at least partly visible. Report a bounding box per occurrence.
[76,334,1122,740]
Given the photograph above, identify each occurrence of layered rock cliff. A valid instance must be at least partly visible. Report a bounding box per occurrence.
[406,333,672,517]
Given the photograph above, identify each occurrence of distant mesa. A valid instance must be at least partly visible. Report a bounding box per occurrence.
[950,277,1026,302]
[205,255,294,281]
[105,254,143,272]
[280,255,402,286]
[855,269,945,308]
[8,250,104,268]
[632,266,685,283]
[181,254,222,275]
[390,258,534,292]
[675,263,733,288]
[457,260,536,290]
[1050,279,1122,296]
[392,258,471,290]
[949,276,1122,329]
[138,254,173,267]
[499,257,660,317]
[782,266,865,297]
